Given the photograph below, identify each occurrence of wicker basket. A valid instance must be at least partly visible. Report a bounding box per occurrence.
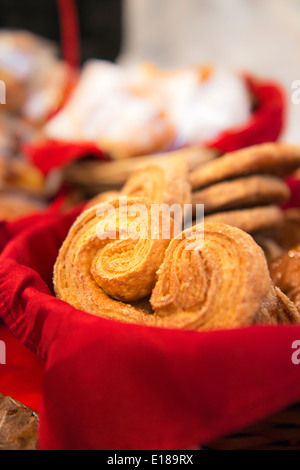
[204,403,300,450]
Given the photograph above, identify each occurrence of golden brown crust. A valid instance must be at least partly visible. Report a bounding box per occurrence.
[53,197,175,324]
[150,222,297,329]
[273,287,300,323]
[270,245,300,313]
[121,155,192,210]
[189,143,300,190]
[85,155,192,215]
[192,175,290,214]
[204,206,284,233]
[54,211,296,329]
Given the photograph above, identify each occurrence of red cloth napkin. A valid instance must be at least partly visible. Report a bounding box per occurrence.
[23,75,285,175]
[22,141,107,176]
[0,204,300,449]
[0,215,52,412]
[205,75,286,152]
[283,176,300,210]
[0,325,43,411]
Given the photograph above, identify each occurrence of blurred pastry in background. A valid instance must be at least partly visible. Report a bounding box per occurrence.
[0,156,45,195]
[0,191,45,222]
[0,155,65,222]
[44,61,175,159]
[0,30,73,126]
[0,115,18,157]
[63,146,218,196]
[0,29,74,218]
[44,60,251,159]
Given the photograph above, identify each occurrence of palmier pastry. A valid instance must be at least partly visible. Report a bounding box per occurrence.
[192,175,290,215]
[53,197,176,324]
[121,155,191,210]
[54,203,298,329]
[270,245,300,312]
[63,146,218,191]
[87,155,192,216]
[190,143,300,190]
[204,206,284,233]
[150,223,299,329]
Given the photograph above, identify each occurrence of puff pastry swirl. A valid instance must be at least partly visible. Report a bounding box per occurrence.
[54,197,175,324]
[54,204,298,329]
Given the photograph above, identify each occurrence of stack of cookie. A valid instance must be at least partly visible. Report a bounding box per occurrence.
[189,143,300,235]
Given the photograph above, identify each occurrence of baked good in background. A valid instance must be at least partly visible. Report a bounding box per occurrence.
[0,30,72,125]
[0,156,45,221]
[0,155,62,221]
[0,191,45,222]
[64,146,218,197]
[44,60,251,159]
[86,152,193,221]
[0,156,45,195]
[86,142,300,235]
[0,30,75,219]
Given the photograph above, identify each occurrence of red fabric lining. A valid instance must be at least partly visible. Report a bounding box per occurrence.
[205,75,286,152]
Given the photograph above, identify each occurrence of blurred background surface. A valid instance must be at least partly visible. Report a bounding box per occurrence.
[0,0,300,141]
[0,0,122,63]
